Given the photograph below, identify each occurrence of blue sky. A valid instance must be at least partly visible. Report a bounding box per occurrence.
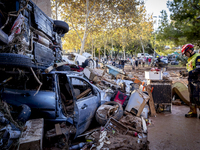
[144,0,172,30]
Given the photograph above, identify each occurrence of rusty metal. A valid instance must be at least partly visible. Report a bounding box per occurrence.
[172,82,190,105]
[37,35,50,47]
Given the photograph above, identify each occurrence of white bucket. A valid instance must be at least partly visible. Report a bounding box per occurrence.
[141,105,149,119]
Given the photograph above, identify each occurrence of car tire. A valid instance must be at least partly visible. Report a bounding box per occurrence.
[82,59,92,68]
[17,104,31,123]
[84,59,94,69]
[56,65,71,71]
[54,20,69,34]
[88,59,94,69]
[95,101,123,126]
[0,53,33,68]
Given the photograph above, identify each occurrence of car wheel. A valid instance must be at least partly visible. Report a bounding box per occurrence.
[83,59,94,68]
[95,101,123,126]
[56,65,71,71]
[0,53,33,68]
[88,59,94,69]
[17,104,31,123]
[54,20,69,34]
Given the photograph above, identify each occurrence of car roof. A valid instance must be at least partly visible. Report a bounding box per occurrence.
[44,71,83,76]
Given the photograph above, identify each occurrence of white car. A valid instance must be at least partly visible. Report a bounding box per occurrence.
[73,53,96,69]
[160,57,168,64]
[137,53,153,58]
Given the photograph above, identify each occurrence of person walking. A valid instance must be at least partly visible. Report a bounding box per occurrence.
[96,58,98,68]
[148,57,151,66]
[135,58,138,69]
[142,57,145,67]
[132,57,135,69]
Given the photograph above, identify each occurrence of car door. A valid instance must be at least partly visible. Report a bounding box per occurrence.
[68,76,100,137]
[2,74,56,119]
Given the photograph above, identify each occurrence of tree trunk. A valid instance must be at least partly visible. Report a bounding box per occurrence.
[122,29,126,60]
[104,34,106,58]
[104,44,106,58]
[123,46,126,60]
[91,36,94,58]
[79,0,89,55]
[99,48,100,61]
[140,36,145,54]
[111,37,113,59]
[55,0,58,20]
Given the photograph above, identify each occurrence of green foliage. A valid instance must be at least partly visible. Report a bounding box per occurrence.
[165,0,200,46]
[51,0,154,57]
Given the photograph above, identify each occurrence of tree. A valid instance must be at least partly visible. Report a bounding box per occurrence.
[166,0,200,46]
[51,0,155,58]
[56,0,141,55]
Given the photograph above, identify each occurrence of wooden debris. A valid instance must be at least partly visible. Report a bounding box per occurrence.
[18,118,44,150]
[30,67,42,96]
[147,85,156,117]
[172,99,182,105]
[46,124,76,138]
[76,88,91,99]
[55,124,62,136]
[54,62,69,68]
[101,66,107,80]
[45,65,54,74]
[124,65,133,72]
[45,62,69,73]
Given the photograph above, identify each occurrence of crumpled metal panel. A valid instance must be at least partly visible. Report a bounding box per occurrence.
[34,42,54,66]
[34,5,53,38]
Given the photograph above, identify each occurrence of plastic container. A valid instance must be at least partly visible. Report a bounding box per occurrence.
[141,105,149,119]
[145,71,163,80]
[113,91,127,105]
[69,142,85,150]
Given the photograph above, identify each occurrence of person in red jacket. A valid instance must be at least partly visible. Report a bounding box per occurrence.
[148,57,151,66]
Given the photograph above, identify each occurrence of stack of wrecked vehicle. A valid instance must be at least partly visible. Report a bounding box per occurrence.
[0,0,69,71]
[0,0,150,149]
[0,0,102,149]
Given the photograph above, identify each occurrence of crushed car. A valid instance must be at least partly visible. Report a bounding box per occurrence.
[0,0,102,138]
[0,0,69,71]
[0,70,101,137]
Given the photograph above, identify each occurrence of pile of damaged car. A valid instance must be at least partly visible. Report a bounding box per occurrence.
[0,0,150,150]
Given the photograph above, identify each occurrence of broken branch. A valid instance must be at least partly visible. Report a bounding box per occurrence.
[30,67,42,96]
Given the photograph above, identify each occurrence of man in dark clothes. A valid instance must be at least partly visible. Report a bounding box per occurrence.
[121,60,125,69]
[96,58,98,68]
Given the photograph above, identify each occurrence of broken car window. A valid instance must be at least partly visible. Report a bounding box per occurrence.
[2,73,55,91]
[70,77,93,100]
[58,74,74,117]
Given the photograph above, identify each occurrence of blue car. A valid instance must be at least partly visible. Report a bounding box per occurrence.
[1,71,101,137]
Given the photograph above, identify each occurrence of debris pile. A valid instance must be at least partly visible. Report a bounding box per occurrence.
[0,1,190,149]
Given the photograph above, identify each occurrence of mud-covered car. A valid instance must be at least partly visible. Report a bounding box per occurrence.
[1,71,101,137]
[0,0,69,70]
